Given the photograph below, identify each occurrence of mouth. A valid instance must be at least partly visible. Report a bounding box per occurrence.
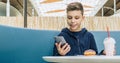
[70,24,77,28]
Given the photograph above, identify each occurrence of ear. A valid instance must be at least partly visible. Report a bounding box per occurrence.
[82,16,85,22]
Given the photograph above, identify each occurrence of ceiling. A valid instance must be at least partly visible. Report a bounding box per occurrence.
[96,0,120,16]
[30,0,108,16]
[0,0,38,16]
[0,0,120,16]
[0,2,21,16]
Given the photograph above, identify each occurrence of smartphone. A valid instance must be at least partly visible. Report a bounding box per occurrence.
[54,36,66,45]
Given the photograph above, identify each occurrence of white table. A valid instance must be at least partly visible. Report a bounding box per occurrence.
[43,56,120,63]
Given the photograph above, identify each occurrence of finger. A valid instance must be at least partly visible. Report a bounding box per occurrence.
[55,43,59,48]
[55,43,62,51]
[55,43,58,46]
[64,45,71,53]
[62,43,68,50]
[58,42,62,48]
[56,42,61,48]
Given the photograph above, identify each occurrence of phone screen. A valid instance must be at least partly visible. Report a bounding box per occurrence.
[54,36,66,45]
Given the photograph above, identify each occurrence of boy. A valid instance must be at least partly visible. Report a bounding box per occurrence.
[53,2,98,56]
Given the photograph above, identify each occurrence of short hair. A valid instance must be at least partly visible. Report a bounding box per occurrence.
[66,2,84,15]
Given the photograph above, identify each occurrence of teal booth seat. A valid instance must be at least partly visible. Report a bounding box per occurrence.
[0,25,120,63]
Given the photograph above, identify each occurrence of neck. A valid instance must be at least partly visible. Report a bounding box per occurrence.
[69,27,82,32]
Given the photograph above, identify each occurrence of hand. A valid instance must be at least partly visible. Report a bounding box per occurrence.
[103,49,116,55]
[55,42,71,56]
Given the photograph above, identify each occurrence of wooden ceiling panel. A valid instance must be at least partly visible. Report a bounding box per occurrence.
[40,0,62,4]
[46,9,65,13]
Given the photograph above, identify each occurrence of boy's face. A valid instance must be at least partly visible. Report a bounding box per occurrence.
[67,10,84,32]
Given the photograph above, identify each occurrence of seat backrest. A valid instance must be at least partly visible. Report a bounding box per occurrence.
[0,25,59,63]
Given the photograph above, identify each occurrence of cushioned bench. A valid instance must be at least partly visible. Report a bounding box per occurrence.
[0,25,120,63]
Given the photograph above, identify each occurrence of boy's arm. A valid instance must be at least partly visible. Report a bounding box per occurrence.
[90,34,98,54]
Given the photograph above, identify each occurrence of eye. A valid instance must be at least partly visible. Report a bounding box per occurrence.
[67,16,72,19]
[75,16,80,19]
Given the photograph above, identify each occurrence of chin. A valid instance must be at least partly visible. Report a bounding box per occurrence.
[70,28,77,32]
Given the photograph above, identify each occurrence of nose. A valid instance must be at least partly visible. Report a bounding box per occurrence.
[71,18,75,23]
